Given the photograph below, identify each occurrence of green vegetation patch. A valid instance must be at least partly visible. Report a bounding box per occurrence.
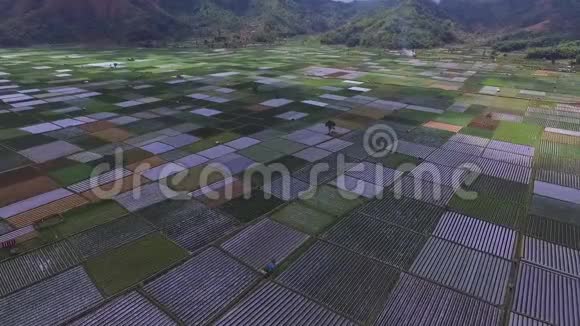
[538,142,580,159]
[260,138,308,155]
[69,134,111,149]
[386,110,439,126]
[300,185,366,217]
[185,132,239,153]
[221,190,285,223]
[38,201,128,241]
[448,193,528,230]
[48,163,94,186]
[459,94,529,113]
[459,126,494,139]
[434,112,476,127]
[271,202,336,235]
[0,150,30,172]
[0,128,28,140]
[468,175,531,204]
[2,134,54,151]
[529,195,580,226]
[493,121,543,146]
[85,233,188,295]
[403,126,454,147]
[237,144,286,163]
[0,113,38,129]
[464,104,488,115]
[525,214,580,251]
[167,165,225,192]
[269,155,309,173]
[84,100,118,113]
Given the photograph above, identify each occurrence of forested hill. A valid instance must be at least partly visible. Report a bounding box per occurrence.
[0,0,355,46]
[321,0,457,49]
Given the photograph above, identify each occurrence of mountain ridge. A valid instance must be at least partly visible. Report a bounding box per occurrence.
[0,0,356,46]
[0,0,577,47]
[439,0,580,35]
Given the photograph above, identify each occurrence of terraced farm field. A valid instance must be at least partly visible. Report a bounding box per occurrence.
[0,45,579,325]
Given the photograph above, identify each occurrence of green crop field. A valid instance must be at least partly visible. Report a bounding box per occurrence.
[85,233,188,295]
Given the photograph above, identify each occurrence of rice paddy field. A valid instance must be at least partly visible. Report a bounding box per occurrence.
[0,45,579,325]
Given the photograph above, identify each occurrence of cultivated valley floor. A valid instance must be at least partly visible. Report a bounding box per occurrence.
[0,45,579,325]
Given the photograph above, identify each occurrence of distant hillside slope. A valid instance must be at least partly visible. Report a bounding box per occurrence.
[439,0,580,35]
[0,0,190,45]
[321,0,458,49]
[1,0,576,47]
[0,0,355,46]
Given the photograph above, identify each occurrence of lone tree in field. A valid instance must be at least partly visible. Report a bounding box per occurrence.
[325,120,336,134]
